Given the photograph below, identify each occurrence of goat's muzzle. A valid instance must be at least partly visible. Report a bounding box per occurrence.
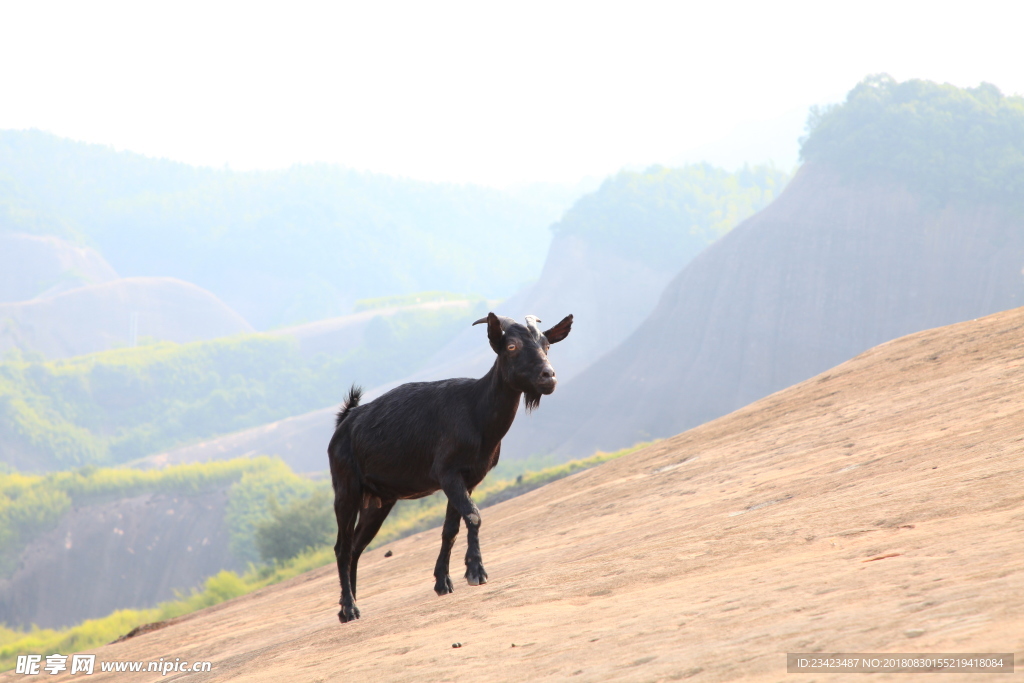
[536,367,557,394]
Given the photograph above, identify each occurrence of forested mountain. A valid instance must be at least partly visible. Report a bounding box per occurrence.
[801,74,1024,208]
[505,76,1024,459]
[551,163,786,270]
[0,130,581,328]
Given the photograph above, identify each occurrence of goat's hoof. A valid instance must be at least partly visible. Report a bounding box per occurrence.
[338,604,361,623]
[465,564,488,586]
[434,576,455,596]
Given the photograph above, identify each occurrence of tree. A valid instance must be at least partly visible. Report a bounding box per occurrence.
[254,490,336,564]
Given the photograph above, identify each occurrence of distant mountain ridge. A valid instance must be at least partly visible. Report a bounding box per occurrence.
[0,232,255,362]
[0,233,118,303]
[0,130,583,328]
[0,276,253,360]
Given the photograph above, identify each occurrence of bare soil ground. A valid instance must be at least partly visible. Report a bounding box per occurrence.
[12,307,1024,682]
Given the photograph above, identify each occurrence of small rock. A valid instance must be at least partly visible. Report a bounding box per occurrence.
[905,629,925,638]
[384,550,393,558]
[511,643,516,647]
[452,642,462,648]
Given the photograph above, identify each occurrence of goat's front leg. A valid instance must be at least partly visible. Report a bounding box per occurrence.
[432,501,460,595]
[440,475,488,587]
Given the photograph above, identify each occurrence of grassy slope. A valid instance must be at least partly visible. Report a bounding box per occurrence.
[0,303,482,471]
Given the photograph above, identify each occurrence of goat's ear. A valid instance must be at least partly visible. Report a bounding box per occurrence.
[543,314,573,344]
[484,312,505,353]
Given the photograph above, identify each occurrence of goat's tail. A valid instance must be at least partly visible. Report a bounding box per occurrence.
[335,384,363,429]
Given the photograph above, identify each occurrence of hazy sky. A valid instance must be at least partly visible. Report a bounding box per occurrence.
[2,1,1022,186]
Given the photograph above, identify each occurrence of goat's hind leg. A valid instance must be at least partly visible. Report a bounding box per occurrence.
[332,469,362,623]
[432,501,461,595]
[350,499,395,600]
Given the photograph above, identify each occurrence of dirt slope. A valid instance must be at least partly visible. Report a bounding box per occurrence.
[19,306,1024,682]
[509,163,1024,460]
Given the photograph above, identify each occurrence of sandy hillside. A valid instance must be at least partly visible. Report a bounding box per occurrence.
[13,306,1024,682]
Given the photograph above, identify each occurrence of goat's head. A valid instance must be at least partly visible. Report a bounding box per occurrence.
[473,312,573,411]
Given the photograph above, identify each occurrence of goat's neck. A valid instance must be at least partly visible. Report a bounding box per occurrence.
[474,361,522,445]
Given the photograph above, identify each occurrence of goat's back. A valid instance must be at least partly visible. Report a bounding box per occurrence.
[332,378,487,484]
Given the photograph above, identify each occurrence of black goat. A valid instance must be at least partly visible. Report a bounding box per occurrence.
[328,311,573,623]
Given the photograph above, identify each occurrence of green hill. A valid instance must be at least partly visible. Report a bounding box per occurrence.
[551,163,789,270]
[0,303,481,471]
[800,74,1024,209]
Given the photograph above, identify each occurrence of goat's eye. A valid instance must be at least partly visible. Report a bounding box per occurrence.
[507,343,517,352]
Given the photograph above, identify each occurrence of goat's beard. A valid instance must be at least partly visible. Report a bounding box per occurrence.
[523,390,542,414]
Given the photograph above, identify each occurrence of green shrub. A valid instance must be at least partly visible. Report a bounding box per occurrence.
[223,460,325,564]
[255,491,336,563]
[163,571,250,618]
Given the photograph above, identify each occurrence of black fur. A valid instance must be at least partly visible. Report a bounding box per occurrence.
[328,312,572,623]
[334,385,362,429]
[523,389,542,413]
